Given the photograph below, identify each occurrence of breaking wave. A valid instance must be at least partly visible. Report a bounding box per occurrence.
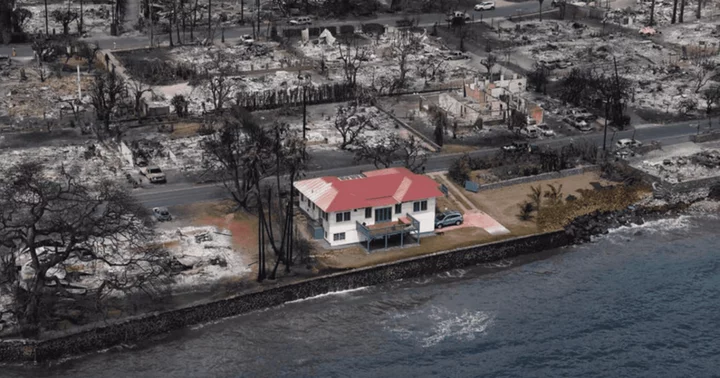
[284,287,368,304]
[385,305,493,348]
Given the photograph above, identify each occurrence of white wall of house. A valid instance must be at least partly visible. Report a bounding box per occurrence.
[318,197,438,247]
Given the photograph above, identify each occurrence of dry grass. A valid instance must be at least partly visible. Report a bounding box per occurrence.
[442,144,476,154]
[170,122,203,138]
[448,171,616,228]
[537,185,651,231]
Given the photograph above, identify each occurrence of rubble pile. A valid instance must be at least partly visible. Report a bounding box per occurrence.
[640,149,720,183]
[0,143,125,186]
[168,42,294,73]
[21,4,113,36]
[606,0,720,27]
[157,226,250,290]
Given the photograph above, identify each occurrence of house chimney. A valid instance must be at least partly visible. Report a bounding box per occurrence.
[500,74,505,82]
[513,74,518,80]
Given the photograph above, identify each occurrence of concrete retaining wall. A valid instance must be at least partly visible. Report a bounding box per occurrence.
[0,231,568,363]
[691,131,720,143]
[475,165,599,191]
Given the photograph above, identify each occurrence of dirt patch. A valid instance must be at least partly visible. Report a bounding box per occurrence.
[453,171,616,228]
[170,200,259,272]
[170,122,203,138]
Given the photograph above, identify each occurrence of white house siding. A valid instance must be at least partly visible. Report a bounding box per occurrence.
[299,195,320,221]
[324,197,437,247]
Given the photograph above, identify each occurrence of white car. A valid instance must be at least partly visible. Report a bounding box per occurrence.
[475,1,496,10]
[537,123,556,137]
[288,16,312,25]
[240,34,254,45]
[616,138,643,149]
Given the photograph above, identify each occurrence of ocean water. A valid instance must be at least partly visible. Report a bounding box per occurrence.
[4,215,720,378]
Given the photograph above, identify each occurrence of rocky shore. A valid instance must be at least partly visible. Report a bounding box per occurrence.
[564,188,718,244]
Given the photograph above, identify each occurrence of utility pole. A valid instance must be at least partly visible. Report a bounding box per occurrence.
[208,0,212,41]
[603,100,609,152]
[44,0,49,35]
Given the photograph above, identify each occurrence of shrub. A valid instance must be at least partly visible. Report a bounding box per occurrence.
[361,23,384,35]
[449,154,472,184]
[339,25,355,35]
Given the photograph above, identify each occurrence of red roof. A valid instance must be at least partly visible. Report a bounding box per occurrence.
[294,167,443,212]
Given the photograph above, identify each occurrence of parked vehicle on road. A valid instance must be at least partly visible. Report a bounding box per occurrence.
[435,211,464,229]
[520,125,540,139]
[141,166,167,184]
[153,207,172,222]
[240,34,254,45]
[396,18,414,27]
[474,1,496,10]
[445,51,470,60]
[503,141,537,153]
[446,11,472,21]
[537,123,555,136]
[288,16,312,25]
[616,138,643,149]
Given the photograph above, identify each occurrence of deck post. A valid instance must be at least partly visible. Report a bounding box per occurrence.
[384,234,388,249]
[400,230,404,247]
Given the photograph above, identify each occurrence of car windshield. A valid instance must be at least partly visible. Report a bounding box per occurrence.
[436,214,445,220]
[148,168,161,174]
[160,211,169,216]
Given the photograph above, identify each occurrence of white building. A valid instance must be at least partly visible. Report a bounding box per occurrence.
[294,167,444,250]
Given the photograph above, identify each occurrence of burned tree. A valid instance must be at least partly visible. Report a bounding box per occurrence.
[337,41,369,87]
[0,162,168,336]
[691,57,717,93]
[128,79,152,117]
[390,31,422,90]
[201,107,266,210]
[89,71,126,137]
[354,135,428,172]
[481,54,498,81]
[51,9,79,35]
[702,84,720,129]
[75,41,101,72]
[203,52,237,112]
[416,56,447,86]
[528,62,549,94]
[333,105,373,149]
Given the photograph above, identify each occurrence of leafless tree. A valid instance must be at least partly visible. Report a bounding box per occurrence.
[354,134,428,172]
[671,0,678,23]
[0,162,169,336]
[416,56,447,86]
[34,63,50,82]
[702,84,720,129]
[201,107,269,210]
[337,41,369,87]
[649,0,656,25]
[128,80,152,117]
[691,57,717,93]
[334,105,374,149]
[528,62,549,94]
[75,40,101,72]
[89,71,126,137]
[481,54,498,81]
[51,9,78,35]
[538,0,545,21]
[204,52,237,112]
[390,31,422,89]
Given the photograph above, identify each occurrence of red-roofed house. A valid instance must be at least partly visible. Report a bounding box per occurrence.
[294,167,444,248]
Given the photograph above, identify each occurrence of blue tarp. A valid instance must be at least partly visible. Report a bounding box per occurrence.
[464,180,479,193]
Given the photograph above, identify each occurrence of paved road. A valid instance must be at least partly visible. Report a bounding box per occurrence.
[0,2,547,56]
[134,121,702,208]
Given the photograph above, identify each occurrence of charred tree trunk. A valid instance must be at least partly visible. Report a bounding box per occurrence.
[679,0,686,22]
[671,0,678,23]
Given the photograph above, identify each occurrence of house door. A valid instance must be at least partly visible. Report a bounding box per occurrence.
[375,207,392,223]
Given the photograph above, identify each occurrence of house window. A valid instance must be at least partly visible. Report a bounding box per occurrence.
[395,203,402,214]
[413,200,428,212]
[312,203,316,210]
[300,193,304,201]
[323,211,328,221]
[333,232,346,241]
[365,207,372,218]
[335,211,350,222]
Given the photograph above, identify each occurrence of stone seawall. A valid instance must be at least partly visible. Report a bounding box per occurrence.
[0,231,568,363]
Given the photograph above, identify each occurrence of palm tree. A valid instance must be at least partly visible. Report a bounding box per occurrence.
[544,184,564,206]
[517,202,536,221]
[527,185,543,210]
